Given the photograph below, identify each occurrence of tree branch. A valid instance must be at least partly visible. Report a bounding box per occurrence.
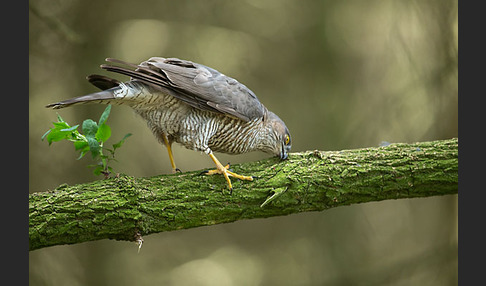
[29,138,458,251]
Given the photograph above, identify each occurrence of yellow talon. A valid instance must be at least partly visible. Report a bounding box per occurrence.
[206,151,253,191]
[204,163,230,176]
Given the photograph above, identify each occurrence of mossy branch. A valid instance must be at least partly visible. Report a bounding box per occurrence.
[29,138,458,251]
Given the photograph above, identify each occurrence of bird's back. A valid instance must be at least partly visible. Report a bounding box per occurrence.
[46,57,275,155]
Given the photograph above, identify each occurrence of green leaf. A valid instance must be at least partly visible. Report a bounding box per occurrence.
[74,140,90,160]
[113,133,132,150]
[52,121,71,130]
[92,165,103,176]
[87,137,101,158]
[105,148,115,157]
[60,125,79,132]
[42,116,72,144]
[98,105,111,126]
[82,119,98,138]
[45,129,71,145]
[56,113,65,123]
[96,123,111,143]
[41,129,51,141]
[77,149,89,160]
[74,141,88,150]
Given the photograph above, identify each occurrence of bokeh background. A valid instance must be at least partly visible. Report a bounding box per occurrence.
[29,0,458,285]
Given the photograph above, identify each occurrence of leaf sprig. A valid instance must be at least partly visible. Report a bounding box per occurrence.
[42,105,131,178]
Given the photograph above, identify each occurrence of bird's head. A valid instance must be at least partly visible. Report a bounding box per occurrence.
[260,111,292,160]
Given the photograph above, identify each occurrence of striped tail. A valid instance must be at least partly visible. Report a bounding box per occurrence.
[46,74,125,109]
[45,89,117,109]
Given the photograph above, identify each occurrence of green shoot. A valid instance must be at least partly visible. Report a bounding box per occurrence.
[42,105,132,178]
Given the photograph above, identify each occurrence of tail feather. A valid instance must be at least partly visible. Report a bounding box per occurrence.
[86,74,121,90]
[45,90,116,109]
[45,59,166,110]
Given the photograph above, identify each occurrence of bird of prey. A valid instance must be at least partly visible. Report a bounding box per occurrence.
[46,57,292,191]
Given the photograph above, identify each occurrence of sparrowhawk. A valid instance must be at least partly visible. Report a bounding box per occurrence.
[46,57,292,191]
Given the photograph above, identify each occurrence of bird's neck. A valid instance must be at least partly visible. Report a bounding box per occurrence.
[254,120,277,155]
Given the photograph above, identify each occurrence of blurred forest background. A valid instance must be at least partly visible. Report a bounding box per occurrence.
[29,0,458,285]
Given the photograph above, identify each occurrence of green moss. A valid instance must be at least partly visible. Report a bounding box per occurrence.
[29,138,457,251]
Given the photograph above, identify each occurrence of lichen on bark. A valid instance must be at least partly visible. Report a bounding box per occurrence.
[29,138,458,251]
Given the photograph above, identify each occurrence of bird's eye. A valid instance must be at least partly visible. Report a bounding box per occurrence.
[284,134,290,145]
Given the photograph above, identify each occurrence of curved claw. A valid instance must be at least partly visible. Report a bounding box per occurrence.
[206,152,253,192]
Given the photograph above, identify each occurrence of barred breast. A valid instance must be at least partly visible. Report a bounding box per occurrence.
[206,116,263,154]
[135,94,264,155]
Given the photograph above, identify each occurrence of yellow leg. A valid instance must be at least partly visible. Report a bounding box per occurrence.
[161,133,178,173]
[204,163,230,175]
[207,151,253,191]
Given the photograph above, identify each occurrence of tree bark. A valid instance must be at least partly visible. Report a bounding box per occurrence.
[29,138,458,251]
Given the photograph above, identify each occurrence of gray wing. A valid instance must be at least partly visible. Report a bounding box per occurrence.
[100,57,266,122]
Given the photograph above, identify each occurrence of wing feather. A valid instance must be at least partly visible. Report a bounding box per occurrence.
[100,57,265,121]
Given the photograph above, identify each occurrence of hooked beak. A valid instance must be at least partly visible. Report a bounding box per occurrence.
[281,152,288,160]
[280,147,288,160]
